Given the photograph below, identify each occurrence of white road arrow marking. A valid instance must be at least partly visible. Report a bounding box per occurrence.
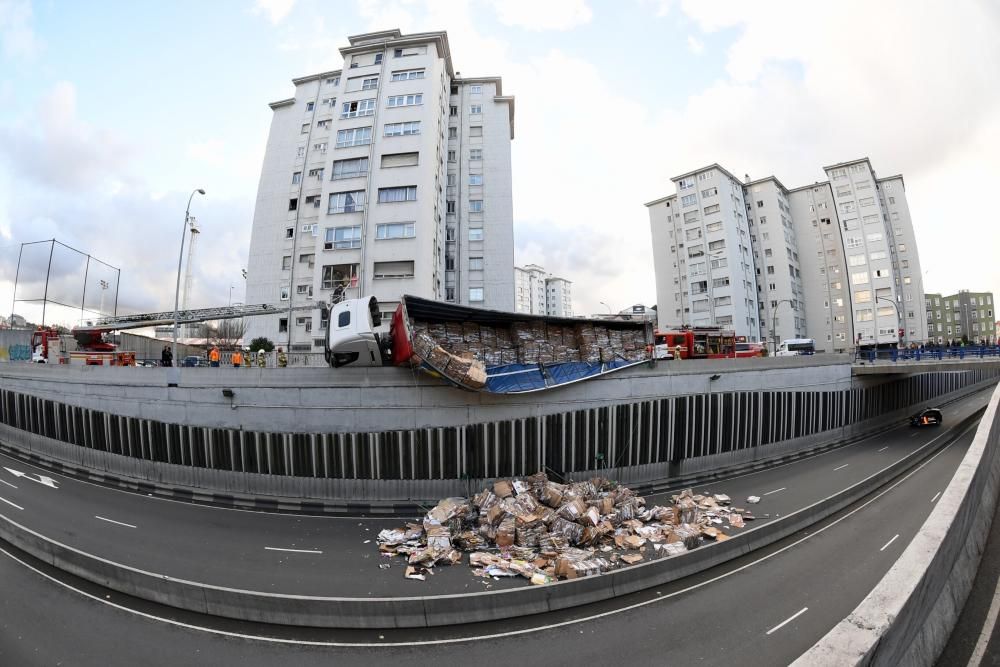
[3,467,59,489]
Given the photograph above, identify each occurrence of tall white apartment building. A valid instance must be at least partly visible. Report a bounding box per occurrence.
[745,176,805,345]
[245,29,515,349]
[646,165,761,340]
[514,263,573,316]
[648,157,928,352]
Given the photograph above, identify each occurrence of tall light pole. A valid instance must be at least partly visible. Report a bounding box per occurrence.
[599,301,613,316]
[876,295,901,350]
[173,188,205,369]
[98,279,109,315]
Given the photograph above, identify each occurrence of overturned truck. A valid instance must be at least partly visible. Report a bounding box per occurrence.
[325,295,653,394]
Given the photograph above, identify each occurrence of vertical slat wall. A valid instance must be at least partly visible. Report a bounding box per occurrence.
[0,370,994,481]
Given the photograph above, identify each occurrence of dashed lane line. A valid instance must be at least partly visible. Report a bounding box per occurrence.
[95,516,137,529]
[834,464,849,471]
[766,607,809,636]
[879,534,900,552]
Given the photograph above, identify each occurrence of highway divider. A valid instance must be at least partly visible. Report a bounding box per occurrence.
[792,382,1000,665]
[0,391,991,629]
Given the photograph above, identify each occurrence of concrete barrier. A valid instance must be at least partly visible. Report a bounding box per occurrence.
[792,383,1000,665]
[0,396,988,629]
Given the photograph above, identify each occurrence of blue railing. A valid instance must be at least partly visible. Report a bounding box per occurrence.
[857,346,1000,363]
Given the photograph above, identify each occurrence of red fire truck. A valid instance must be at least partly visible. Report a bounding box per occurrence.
[653,326,738,359]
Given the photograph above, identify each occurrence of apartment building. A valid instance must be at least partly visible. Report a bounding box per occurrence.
[646,165,761,340]
[244,29,515,349]
[648,157,928,351]
[745,176,805,346]
[514,264,573,316]
[925,291,995,344]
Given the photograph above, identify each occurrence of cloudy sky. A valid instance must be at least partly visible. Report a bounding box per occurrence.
[0,0,998,325]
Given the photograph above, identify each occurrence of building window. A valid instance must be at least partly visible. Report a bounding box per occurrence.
[851,271,869,285]
[469,200,483,212]
[376,222,415,239]
[381,152,418,168]
[701,187,717,198]
[335,126,372,148]
[678,178,694,190]
[327,190,366,214]
[394,45,427,58]
[296,284,312,296]
[308,167,325,180]
[288,197,298,211]
[445,287,455,301]
[855,290,872,303]
[391,69,424,81]
[470,104,482,114]
[469,174,483,185]
[306,101,315,112]
[279,286,290,301]
[470,84,482,94]
[447,150,456,162]
[446,200,456,214]
[299,253,315,268]
[301,123,309,134]
[285,227,294,239]
[848,254,867,267]
[361,76,379,90]
[313,141,328,151]
[704,204,720,215]
[282,255,292,270]
[448,127,458,139]
[469,228,484,241]
[447,173,456,187]
[387,94,422,107]
[469,148,482,161]
[341,99,376,118]
[325,76,340,86]
[469,287,484,301]
[469,126,483,137]
[378,186,417,203]
[859,197,875,207]
[332,157,369,180]
[385,121,421,136]
[681,194,697,207]
[373,260,415,279]
[322,264,359,290]
[469,257,484,271]
[322,226,361,251]
[450,105,458,117]
[279,318,288,332]
[291,171,302,185]
[297,146,305,157]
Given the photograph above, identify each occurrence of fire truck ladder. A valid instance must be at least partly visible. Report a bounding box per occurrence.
[75,303,318,333]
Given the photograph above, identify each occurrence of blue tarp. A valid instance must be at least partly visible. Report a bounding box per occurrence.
[482,359,644,394]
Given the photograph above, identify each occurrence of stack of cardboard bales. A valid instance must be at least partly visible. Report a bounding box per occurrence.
[376,473,752,585]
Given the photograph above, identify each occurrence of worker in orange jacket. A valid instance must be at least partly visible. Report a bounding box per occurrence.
[209,346,221,367]
[231,349,243,367]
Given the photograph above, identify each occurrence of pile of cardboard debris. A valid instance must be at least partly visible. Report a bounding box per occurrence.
[376,472,754,584]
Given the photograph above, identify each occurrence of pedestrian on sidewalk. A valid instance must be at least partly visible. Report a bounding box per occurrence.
[161,345,172,367]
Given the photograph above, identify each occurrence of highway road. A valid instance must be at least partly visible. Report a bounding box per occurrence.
[0,390,990,665]
[0,388,990,601]
[0,413,980,665]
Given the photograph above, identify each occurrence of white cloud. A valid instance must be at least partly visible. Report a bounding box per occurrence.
[185,139,227,168]
[253,0,296,24]
[0,0,39,59]
[489,0,592,31]
[686,34,703,54]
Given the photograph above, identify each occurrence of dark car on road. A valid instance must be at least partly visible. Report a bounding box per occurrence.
[182,355,209,367]
[910,407,943,427]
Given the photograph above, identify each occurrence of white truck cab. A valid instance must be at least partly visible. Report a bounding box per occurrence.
[324,296,392,367]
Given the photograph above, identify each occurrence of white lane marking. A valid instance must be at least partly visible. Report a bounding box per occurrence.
[834,464,849,471]
[0,497,23,510]
[878,447,889,452]
[95,516,137,529]
[931,491,941,503]
[3,467,58,488]
[0,479,16,489]
[879,534,900,552]
[910,432,921,438]
[763,488,786,496]
[766,607,809,636]
[0,422,973,649]
[264,547,323,555]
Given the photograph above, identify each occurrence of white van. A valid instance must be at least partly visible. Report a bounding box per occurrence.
[775,338,816,356]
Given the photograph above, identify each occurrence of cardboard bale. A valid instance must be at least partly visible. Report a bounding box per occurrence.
[412,333,437,360]
[558,497,588,522]
[494,480,513,498]
[496,516,516,547]
[540,482,566,508]
[462,360,488,389]
[428,345,452,371]
[549,516,584,544]
[462,322,481,343]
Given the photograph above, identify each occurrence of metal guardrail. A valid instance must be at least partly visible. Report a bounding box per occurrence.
[857,346,1000,363]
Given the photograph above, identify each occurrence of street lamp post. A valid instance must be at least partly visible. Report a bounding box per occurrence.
[771,299,793,355]
[98,279,109,315]
[172,188,205,371]
[599,301,613,317]
[875,295,901,353]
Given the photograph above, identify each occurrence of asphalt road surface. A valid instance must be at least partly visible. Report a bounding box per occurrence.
[0,391,989,666]
[0,389,989,600]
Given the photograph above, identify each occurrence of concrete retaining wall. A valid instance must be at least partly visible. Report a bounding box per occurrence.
[792,381,1000,665]
[0,400,988,629]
